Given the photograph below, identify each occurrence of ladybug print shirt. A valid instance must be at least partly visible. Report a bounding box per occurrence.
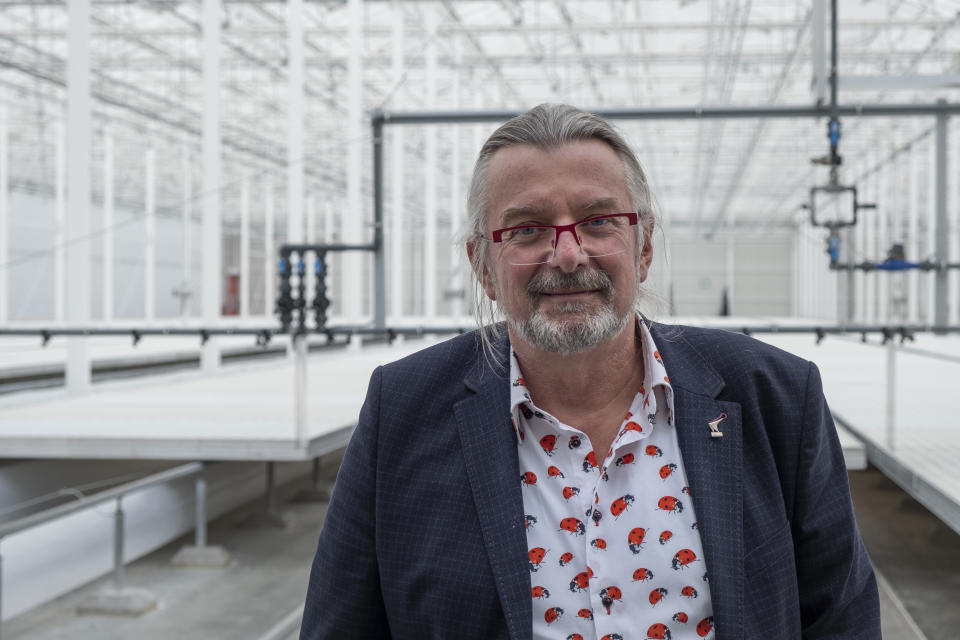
[513,316,715,640]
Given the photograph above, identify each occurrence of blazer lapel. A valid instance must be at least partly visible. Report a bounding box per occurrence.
[653,324,744,640]
[453,335,531,640]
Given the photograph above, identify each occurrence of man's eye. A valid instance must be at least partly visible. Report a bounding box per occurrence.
[516,227,538,235]
[586,217,610,226]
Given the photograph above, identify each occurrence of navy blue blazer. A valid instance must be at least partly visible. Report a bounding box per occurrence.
[301,323,880,639]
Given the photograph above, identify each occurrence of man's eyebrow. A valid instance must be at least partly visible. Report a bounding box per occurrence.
[581,197,620,212]
[499,205,545,227]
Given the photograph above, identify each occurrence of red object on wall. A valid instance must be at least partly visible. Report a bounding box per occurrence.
[223,272,239,316]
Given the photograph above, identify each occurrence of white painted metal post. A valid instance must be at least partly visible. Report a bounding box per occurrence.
[885,339,896,451]
[145,140,156,321]
[66,0,91,393]
[55,121,66,324]
[950,118,960,324]
[240,171,250,318]
[287,0,304,246]
[103,128,114,322]
[907,124,919,324]
[864,158,877,322]
[345,0,363,326]
[790,227,800,317]
[181,138,192,319]
[113,497,125,589]
[449,38,462,320]
[390,5,405,321]
[0,106,7,326]
[876,152,888,323]
[304,193,316,306]
[724,221,735,316]
[195,474,207,548]
[324,201,336,317]
[201,0,222,372]
[811,0,827,105]
[926,134,937,323]
[934,106,949,327]
[306,193,316,243]
[423,6,438,319]
[854,190,866,323]
[295,331,308,446]
[264,177,274,318]
[287,0,305,354]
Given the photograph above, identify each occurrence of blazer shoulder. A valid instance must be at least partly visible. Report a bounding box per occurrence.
[651,322,814,388]
[379,329,486,384]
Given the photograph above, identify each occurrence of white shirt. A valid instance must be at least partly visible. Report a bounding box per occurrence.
[512,317,715,640]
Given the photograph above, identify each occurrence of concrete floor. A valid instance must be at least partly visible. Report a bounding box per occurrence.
[4,454,946,640]
[2,463,338,640]
[849,465,960,640]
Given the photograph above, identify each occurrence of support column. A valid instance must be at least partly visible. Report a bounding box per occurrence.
[724,221,735,317]
[926,131,937,323]
[103,128,114,322]
[55,120,65,324]
[907,124,919,323]
[854,174,866,322]
[286,0,304,246]
[950,118,960,324]
[423,6,438,319]
[286,0,304,349]
[390,5,405,322]
[171,468,231,567]
[344,0,363,325]
[864,155,876,322]
[264,177,274,318]
[0,105,7,325]
[324,201,336,315]
[305,193,316,305]
[240,171,250,317]
[65,0,91,393]
[934,103,949,328]
[449,37,463,320]
[180,137,192,319]
[843,225,855,323]
[201,0,222,371]
[811,0,827,105]
[144,139,156,321]
[876,151,888,323]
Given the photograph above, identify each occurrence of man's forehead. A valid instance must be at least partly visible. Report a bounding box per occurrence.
[483,141,630,227]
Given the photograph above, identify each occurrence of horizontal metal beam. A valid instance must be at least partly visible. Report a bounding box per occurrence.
[375,102,960,126]
[840,73,960,91]
[0,462,204,539]
[3,324,960,341]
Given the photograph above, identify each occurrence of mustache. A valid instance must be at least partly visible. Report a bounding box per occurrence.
[526,269,613,295]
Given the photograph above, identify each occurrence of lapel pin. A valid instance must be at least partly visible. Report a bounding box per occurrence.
[707,413,727,438]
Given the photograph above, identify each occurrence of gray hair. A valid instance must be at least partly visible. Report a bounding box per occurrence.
[464,103,658,361]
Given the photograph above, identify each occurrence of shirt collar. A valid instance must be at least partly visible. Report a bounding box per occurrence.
[508,314,674,441]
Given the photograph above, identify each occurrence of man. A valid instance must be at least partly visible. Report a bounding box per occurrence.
[300,104,880,639]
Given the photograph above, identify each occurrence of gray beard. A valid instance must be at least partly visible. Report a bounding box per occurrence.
[499,269,634,356]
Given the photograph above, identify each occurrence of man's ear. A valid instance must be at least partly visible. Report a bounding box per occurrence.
[466,240,497,301]
[637,223,654,284]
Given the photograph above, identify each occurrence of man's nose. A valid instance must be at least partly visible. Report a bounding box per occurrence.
[548,227,588,271]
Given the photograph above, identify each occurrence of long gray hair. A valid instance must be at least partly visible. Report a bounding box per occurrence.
[464,104,658,361]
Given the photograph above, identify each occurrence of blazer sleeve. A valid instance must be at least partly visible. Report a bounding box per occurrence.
[792,362,881,639]
[300,366,391,640]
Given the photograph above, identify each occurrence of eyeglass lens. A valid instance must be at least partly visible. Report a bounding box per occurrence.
[499,215,633,266]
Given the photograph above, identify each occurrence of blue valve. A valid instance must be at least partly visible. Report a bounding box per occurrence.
[828,120,841,146]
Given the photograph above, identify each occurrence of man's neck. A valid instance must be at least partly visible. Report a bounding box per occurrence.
[508,317,645,430]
